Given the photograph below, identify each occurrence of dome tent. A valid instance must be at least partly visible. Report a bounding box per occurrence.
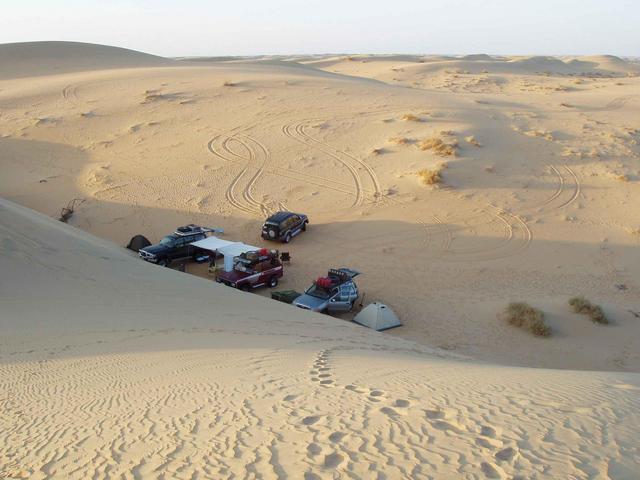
[353,303,402,331]
[126,234,151,252]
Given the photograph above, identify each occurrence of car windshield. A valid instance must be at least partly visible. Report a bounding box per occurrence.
[159,236,177,247]
[305,284,333,299]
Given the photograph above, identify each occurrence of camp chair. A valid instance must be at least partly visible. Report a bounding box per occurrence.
[280,252,291,263]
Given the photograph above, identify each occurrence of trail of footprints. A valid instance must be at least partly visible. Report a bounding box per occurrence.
[301,349,519,478]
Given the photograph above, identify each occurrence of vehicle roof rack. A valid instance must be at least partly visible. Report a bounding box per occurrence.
[174,224,224,236]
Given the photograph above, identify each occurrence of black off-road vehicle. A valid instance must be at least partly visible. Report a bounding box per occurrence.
[139,224,220,266]
[261,211,309,243]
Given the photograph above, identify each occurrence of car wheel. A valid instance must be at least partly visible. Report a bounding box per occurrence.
[158,258,168,267]
[268,276,278,288]
[240,284,251,292]
[301,222,307,232]
[284,233,292,243]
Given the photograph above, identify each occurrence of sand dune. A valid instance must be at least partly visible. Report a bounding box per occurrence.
[1,42,639,372]
[0,41,171,80]
[1,198,639,479]
[1,41,640,477]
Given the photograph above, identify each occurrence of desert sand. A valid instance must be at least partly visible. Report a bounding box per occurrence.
[1,42,640,478]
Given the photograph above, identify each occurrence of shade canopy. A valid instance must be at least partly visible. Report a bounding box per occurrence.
[192,237,261,271]
[191,236,235,252]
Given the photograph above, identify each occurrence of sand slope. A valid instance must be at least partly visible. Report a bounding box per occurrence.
[2,42,639,371]
[1,198,639,479]
[0,41,171,80]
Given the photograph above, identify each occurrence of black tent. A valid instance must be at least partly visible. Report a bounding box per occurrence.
[126,234,151,252]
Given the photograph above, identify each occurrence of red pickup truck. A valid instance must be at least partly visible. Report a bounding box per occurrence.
[215,249,283,291]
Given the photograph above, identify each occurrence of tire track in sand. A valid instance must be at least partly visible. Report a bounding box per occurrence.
[208,130,285,216]
[283,119,384,208]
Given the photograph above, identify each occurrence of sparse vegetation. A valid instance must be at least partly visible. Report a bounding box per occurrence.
[568,296,609,324]
[416,167,443,185]
[388,137,411,145]
[371,148,385,155]
[465,135,481,147]
[525,129,555,141]
[401,113,422,122]
[418,137,458,157]
[222,81,237,87]
[502,302,551,337]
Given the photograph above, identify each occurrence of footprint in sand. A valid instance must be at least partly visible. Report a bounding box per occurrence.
[304,473,321,480]
[302,416,321,426]
[394,399,410,408]
[283,394,299,402]
[425,409,446,420]
[328,432,346,443]
[432,420,465,433]
[480,425,499,438]
[369,390,385,401]
[476,436,503,449]
[320,379,334,385]
[380,407,398,416]
[344,384,366,393]
[495,447,517,462]
[324,452,345,468]
[307,443,322,456]
[481,461,505,479]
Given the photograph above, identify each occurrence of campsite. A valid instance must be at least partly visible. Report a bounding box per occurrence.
[1,2,640,478]
[129,222,400,329]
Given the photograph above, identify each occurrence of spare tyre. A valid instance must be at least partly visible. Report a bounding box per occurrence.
[268,229,277,239]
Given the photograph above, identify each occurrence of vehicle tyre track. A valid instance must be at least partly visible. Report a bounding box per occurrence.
[282,121,365,208]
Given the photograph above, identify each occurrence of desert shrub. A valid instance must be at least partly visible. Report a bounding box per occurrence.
[388,137,411,145]
[401,113,421,122]
[502,302,551,337]
[568,296,609,324]
[418,137,457,157]
[222,81,237,87]
[465,135,482,147]
[417,168,442,185]
[371,148,385,155]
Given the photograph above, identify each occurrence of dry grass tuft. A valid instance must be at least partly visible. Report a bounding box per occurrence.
[416,167,443,185]
[502,302,551,337]
[465,135,482,147]
[615,174,630,182]
[525,129,555,141]
[418,137,458,157]
[388,137,411,145]
[371,148,385,155]
[568,296,609,324]
[401,113,422,122]
[222,81,238,87]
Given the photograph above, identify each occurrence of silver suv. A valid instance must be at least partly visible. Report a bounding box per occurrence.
[293,268,360,313]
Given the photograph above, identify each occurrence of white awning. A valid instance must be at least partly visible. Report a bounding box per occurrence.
[192,237,261,271]
[217,242,261,271]
[191,236,235,251]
